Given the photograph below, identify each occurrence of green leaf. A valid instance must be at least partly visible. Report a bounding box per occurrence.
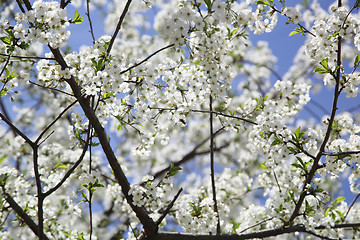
[313,67,328,74]
[203,0,212,10]
[0,37,11,45]
[354,54,359,66]
[355,0,360,8]
[334,196,345,204]
[168,161,182,177]
[0,173,8,186]
[320,58,329,70]
[271,136,281,146]
[288,26,304,36]
[72,9,84,24]
[288,30,300,36]
[58,164,69,169]
[256,0,271,6]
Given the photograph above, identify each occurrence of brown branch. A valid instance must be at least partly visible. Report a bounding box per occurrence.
[0,112,34,146]
[286,0,343,226]
[323,150,360,156]
[2,191,50,240]
[149,222,360,240]
[21,0,32,11]
[43,130,90,198]
[209,95,221,234]
[155,188,183,226]
[343,193,360,222]
[191,109,257,125]
[35,99,78,144]
[106,0,133,55]
[48,46,157,235]
[15,0,26,13]
[149,107,257,125]
[86,0,96,44]
[270,6,316,37]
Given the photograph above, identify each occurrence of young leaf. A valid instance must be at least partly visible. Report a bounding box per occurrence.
[256,0,271,6]
[72,9,84,24]
[313,67,328,74]
[320,58,329,70]
[203,0,212,11]
[354,54,359,66]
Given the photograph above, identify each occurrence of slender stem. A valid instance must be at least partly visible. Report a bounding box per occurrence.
[120,44,174,75]
[43,130,90,198]
[32,146,44,240]
[155,188,183,226]
[210,96,221,234]
[35,99,78,144]
[0,112,33,146]
[89,188,93,240]
[86,0,96,44]
[286,0,343,225]
[106,0,133,55]
[2,191,50,240]
[148,127,225,182]
[29,80,75,97]
[343,193,360,221]
[0,53,55,60]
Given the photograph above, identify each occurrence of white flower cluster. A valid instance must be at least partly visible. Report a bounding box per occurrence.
[175,191,218,234]
[282,6,303,24]
[250,5,278,34]
[305,6,360,64]
[129,175,175,214]
[13,0,70,48]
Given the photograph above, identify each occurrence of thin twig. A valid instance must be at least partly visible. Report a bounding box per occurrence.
[2,191,50,240]
[343,193,360,221]
[0,112,34,146]
[210,96,221,234]
[43,130,90,197]
[149,127,225,181]
[239,217,274,233]
[149,106,257,125]
[120,44,174,75]
[155,188,183,226]
[35,99,78,144]
[323,150,360,156]
[191,109,257,125]
[106,0,133,55]
[286,0,343,226]
[0,53,55,60]
[29,80,75,97]
[86,0,96,44]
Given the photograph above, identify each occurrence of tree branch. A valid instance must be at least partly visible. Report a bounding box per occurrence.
[149,127,225,181]
[2,191,50,240]
[48,46,158,235]
[287,0,343,224]
[120,44,175,75]
[209,95,221,234]
[106,0,133,55]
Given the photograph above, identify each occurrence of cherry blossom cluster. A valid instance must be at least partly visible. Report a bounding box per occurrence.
[13,0,70,48]
[305,5,360,65]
